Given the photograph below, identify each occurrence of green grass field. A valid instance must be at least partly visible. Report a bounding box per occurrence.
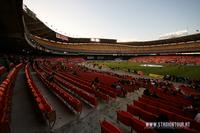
[91,61,200,80]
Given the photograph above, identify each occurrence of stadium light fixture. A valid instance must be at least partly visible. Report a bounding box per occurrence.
[91,38,100,42]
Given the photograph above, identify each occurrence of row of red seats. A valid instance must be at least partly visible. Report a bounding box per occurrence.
[134,100,200,131]
[68,71,117,98]
[56,72,109,102]
[117,109,198,133]
[69,66,123,95]
[99,120,121,133]
[35,70,82,113]
[50,60,139,97]
[129,56,200,65]
[78,70,118,86]
[33,62,83,113]
[149,86,192,107]
[42,62,118,98]
[0,63,23,133]
[58,67,117,98]
[38,60,98,107]
[25,64,56,128]
[157,91,192,107]
[117,97,199,133]
[128,103,199,132]
[142,95,183,109]
[139,96,194,118]
[75,64,135,92]
[116,110,156,133]
[54,75,98,107]
[179,85,200,97]
[127,104,158,122]
[62,70,111,101]
[39,61,99,107]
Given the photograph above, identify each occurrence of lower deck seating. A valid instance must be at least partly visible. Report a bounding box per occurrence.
[37,63,99,107]
[25,64,56,128]
[116,110,156,133]
[0,63,23,133]
[129,55,200,65]
[127,104,158,122]
[117,110,133,127]
[134,100,200,131]
[130,116,156,133]
[33,64,82,113]
[54,75,98,107]
[57,72,109,102]
[179,85,200,97]
[138,96,194,118]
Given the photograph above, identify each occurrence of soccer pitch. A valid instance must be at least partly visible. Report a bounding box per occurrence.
[92,61,200,80]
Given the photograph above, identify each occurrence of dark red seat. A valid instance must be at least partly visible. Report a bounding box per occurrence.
[117,110,133,127]
[100,120,121,133]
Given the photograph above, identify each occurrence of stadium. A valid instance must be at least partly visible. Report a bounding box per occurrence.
[0,0,200,133]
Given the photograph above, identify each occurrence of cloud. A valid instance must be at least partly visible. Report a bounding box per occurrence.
[159,30,188,39]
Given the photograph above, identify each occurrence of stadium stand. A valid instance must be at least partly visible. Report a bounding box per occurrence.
[116,110,156,133]
[0,1,200,133]
[33,62,83,113]
[0,63,23,133]
[30,35,200,54]
[25,64,56,127]
[129,55,200,65]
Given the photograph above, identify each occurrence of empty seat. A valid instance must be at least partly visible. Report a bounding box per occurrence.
[99,120,121,133]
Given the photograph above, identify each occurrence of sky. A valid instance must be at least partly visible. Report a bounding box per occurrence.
[23,0,200,41]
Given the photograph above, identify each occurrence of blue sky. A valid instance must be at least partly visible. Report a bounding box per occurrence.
[24,0,200,41]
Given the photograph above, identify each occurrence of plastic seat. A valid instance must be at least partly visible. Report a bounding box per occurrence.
[100,120,121,133]
[117,110,133,127]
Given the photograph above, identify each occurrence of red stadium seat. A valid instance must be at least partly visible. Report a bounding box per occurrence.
[116,110,133,127]
[25,64,56,127]
[100,120,121,133]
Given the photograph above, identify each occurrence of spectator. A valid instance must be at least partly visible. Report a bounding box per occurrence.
[72,71,77,75]
[94,77,100,84]
[91,81,96,89]
[194,113,200,123]
[121,87,127,97]
[143,88,150,96]
[183,100,198,114]
[48,72,55,82]
[91,80,100,92]
[111,82,117,88]
[151,91,159,98]
[116,84,122,90]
